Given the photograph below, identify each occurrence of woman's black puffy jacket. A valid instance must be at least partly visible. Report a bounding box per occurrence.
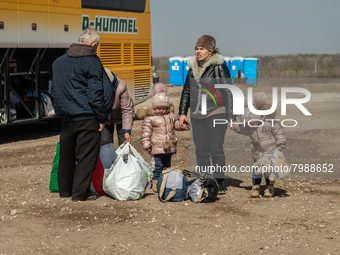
[179,54,235,121]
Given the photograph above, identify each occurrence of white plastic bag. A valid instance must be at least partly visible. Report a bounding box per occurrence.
[115,142,125,155]
[103,143,152,200]
[41,93,54,116]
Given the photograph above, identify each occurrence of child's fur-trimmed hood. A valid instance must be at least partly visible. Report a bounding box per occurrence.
[136,103,175,120]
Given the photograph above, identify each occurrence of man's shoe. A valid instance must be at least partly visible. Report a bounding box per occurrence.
[72,195,97,202]
[264,185,274,197]
[217,180,226,195]
[250,185,260,198]
[86,195,97,200]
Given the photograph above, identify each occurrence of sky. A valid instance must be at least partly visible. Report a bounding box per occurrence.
[150,0,340,57]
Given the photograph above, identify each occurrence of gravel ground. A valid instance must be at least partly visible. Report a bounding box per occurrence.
[0,84,339,255]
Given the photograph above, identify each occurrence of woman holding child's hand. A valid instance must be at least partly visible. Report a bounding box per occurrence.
[179,115,188,129]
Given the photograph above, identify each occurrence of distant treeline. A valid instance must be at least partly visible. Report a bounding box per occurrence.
[152,54,340,83]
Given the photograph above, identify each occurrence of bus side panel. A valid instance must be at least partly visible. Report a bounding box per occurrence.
[49,0,82,48]
[123,68,134,96]
[17,1,49,48]
[83,3,152,102]
[48,0,81,9]
[49,13,81,48]
[0,8,18,47]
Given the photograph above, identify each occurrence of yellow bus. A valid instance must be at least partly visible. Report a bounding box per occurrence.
[0,0,152,126]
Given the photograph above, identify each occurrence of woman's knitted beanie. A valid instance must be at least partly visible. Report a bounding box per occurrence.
[195,35,216,52]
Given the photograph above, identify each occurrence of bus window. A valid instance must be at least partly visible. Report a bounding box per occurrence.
[82,0,146,13]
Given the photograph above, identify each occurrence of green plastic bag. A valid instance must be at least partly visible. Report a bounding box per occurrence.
[49,142,60,192]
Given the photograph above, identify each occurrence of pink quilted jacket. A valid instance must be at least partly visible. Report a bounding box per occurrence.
[139,104,185,155]
[105,76,134,130]
[231,92,287,160]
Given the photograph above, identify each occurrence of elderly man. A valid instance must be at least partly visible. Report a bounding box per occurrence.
[51,29,114,202]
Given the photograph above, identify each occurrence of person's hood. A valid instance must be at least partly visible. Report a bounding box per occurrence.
[67,43,97,57]
[245,92,276,119]
[136,103,175,120]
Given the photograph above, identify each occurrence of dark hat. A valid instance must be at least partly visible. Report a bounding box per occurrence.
[195,35,216,52]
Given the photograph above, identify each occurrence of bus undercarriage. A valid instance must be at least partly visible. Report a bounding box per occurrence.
[1,48,66,127]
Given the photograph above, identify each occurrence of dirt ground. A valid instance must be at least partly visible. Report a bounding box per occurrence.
[0,83,340,255]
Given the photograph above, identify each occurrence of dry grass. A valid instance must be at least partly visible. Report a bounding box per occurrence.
[152,53,340,83]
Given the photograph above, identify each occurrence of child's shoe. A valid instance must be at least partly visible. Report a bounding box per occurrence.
[152,180,158,193]
[264,184,274,197]
[250,185,260,198]
[217,180,226,195]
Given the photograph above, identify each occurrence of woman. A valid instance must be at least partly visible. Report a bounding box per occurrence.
[102,68,134,146]
[178,35,235,194]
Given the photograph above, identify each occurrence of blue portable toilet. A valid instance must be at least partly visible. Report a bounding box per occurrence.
[169,56,185,85]
[243,58,258,85]
[223,56,231,72]
[230,57,244,84]
[230,57,244,79]
[183,56,195,81]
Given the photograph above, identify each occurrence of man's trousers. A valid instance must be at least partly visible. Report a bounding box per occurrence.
[58,118,100,201]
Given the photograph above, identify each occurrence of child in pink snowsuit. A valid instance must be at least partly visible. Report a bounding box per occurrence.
[139,83,189,192]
